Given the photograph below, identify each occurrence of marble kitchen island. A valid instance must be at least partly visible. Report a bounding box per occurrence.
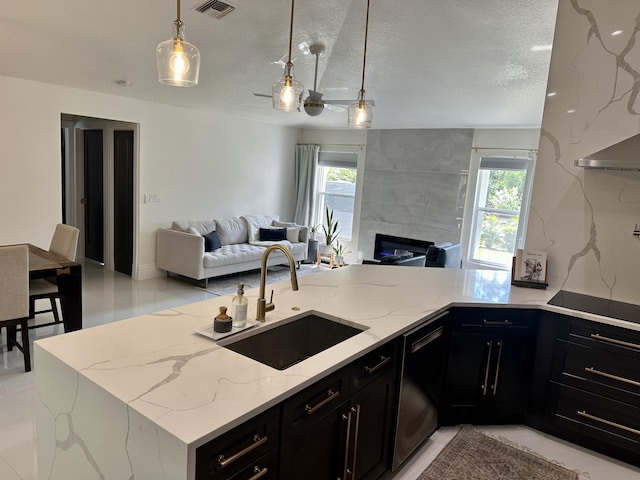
[33,265,639,480]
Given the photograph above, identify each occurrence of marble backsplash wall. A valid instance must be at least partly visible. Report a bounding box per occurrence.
[358,129,472,258]
[526,0,640,303]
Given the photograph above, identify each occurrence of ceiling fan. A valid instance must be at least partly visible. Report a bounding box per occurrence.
[254,43,374,117]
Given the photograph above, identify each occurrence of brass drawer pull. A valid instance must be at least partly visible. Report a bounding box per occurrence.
[364,355,391,374]
[577,410,640,436]
[481,341,493,396]
[590,333,640,350]
[492,341,503,395]
[585,367,640,387]
[351,405,361,480]
[217,434,268,467]
[343,407,354,480]
[305,389,340,415]
[483,319,513,326]
[248,466,268,480]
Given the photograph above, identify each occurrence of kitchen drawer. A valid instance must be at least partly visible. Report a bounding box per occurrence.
[549,383,640,466]
[553,340,640,406]
[350,339,398,393]
[281,367,350,440]
[451,307,536,333]
[223,450,278,480]
[568,319,640,360]
[195,406,280,480]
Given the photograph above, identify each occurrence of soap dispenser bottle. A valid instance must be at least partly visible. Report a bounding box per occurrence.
[231,283,248,328]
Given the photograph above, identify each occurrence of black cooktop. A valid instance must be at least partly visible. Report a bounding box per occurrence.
[548,290,640,325]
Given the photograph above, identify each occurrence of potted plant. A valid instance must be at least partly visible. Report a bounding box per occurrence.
[309,224,320,241]
[320,207,339,255]
[333,240,351,266]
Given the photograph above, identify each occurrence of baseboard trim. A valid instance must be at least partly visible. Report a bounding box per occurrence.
[136,264,164,280]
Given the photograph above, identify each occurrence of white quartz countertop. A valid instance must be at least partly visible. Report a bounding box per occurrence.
[33,266,640,451]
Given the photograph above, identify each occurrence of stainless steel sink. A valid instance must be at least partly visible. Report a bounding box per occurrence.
[220,312,366,370]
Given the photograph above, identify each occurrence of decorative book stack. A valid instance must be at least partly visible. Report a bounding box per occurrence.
[511,248,548,289]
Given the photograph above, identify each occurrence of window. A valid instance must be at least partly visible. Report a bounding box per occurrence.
[314,150,358,240]
[467,155,536,269]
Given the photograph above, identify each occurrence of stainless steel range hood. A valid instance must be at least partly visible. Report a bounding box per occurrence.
[575,133,640,170]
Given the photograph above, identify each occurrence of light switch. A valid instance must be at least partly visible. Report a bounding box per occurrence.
[148,194,160,203]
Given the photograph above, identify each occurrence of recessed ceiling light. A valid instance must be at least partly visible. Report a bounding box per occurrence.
[611,30,623,36]
[547,92,557,97]
[567,109,576,114]
[115,80,130,86]
[531,45,552,52]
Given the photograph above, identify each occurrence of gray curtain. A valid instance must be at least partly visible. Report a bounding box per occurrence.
[293,144,319,226]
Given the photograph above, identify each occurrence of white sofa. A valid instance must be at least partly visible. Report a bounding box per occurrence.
[156,214,309,287]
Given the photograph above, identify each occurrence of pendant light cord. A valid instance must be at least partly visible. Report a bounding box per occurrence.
[175,0,183,31]
[359,0,371,94]
[287,0,296,66]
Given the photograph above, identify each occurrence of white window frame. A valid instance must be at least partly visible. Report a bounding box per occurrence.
[313,146,362,244]
[462,152,536,270]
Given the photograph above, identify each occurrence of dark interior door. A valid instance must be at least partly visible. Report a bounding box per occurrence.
[84,129,104,263]
[114,130,134,275]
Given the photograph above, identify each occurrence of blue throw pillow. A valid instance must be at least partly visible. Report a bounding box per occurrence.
[259,227,287,241]
[204,230,221,252]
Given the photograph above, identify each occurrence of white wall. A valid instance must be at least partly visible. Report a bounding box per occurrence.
[0,75,298,279]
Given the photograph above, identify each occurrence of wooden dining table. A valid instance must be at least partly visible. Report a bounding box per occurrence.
[28,243,83,332]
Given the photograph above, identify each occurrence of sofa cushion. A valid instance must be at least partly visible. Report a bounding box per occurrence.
[286,227,300,243]
[172,220,216,235]
[203,244,267,268]
[203,230,222,252]
[215,217,248,245]
[273,220,295,228]
[259,227,287,241]
[243,214,280,243]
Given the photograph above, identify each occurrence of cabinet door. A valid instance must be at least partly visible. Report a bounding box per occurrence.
[442,332,492,423]
[443,331,531,423]
[279,401,350,480]
[489,332,531,422]
[350,370,395,480]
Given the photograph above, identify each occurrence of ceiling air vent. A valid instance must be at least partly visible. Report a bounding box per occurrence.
[196,0,234,20]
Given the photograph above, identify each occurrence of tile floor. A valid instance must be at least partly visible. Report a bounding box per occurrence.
[1,261,639,480]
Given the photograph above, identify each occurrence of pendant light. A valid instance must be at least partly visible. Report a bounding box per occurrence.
[156,0,201,87]
[272,0,303,112]
[348,0,374,128]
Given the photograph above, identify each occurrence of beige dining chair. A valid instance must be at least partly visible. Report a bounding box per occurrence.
[0,245,31,371]
[29,224,80,330]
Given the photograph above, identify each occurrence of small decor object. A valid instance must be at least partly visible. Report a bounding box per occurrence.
[213,306,232,333]
[512,248,548,289]
[156,0,201,87]
[231,283,248,329]
[309,224,320,241]
[333,240,351,267]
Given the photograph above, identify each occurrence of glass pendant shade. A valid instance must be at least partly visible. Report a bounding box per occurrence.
[348,97,374,129]
[156,22,200,87]
[272,64,303,112]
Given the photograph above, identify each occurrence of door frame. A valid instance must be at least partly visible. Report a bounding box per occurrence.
[62,115,140,278]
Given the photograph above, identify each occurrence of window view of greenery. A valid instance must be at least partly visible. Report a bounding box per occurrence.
[318,167,356,240]
[473,169,526,267]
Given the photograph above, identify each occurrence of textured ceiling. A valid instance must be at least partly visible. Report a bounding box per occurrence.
[0,0,558,129]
